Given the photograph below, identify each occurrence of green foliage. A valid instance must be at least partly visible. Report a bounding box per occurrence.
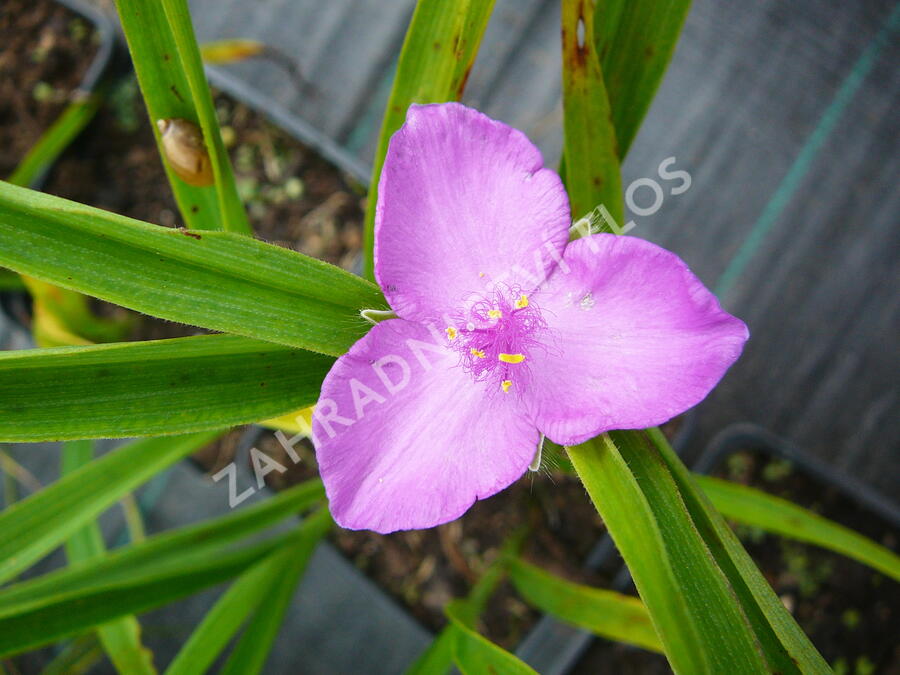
[697,474,900,582]
[445,601,537,675]
[569,433,770,673]
[561,0,623,222]
[506,557,662,652]
[593,0,692,157]
[0,432,221,584]
[165,509,332,675]
[644,428,832,673]
[0,482,324,657]
[7,96,102,188]
[113,0,248,233]
[0,334,331,441]
[362,0,496,279]
[0,182,385,356]
[61,441,157,675]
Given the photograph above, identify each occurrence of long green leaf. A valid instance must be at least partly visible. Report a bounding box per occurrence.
[166,508,331,675]
[0,334,332,441]
[159,0,249,233]
[561,0,623,222]
[594,0,692,157]
[642,428,834,673]
[569,435,729,674]
[7,96,102,188]
[0,479,324,610]
[218,509,333,675]
[0,531,294,657]
[0,431,220,583]
[40,633,104,675]
[113,0,248,233]
[697,474,900,582]
[62,441,157,675]
[0,268,23,291]
[445,601,537,675]
[0,182,384,355]
[506,557,661,653]
[362,0,496,279]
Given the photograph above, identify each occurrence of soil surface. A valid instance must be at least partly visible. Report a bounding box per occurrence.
[572,447,900,674]
[0,0,99,177]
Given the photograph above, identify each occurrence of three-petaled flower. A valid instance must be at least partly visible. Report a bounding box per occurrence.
[313,103,748,533]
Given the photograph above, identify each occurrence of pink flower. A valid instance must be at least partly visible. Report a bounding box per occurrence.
[313,103,748,533]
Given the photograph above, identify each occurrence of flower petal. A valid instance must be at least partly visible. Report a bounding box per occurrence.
[375,103,570,322]
[313,319,539,533]
[524,234,748,445]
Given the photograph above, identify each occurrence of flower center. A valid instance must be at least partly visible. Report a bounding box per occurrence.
[445,287,546,394]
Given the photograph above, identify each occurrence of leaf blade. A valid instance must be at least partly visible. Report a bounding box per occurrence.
[218,509,333,675]
[594,0,692,157]
[61,441,157,675]
[697,473,900,582]
[112,0,246,232]
[561,0,623,222]
[0,334,332,441]
[445,601,537,675]
[0,431,221,583]
[506,557,661,652]
[0,182,384,355]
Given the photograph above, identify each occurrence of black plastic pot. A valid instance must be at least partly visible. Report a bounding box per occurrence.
[0,0,115,332]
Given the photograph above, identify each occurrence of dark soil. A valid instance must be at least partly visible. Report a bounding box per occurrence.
[0,0,99,177]
[572,447,900,674]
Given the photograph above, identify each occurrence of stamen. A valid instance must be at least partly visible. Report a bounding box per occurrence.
[470,348,485,358]
[487,309,502,319]
[515,294,529,309]
[446,326,458,341]
[498,353,525,364]
[501,380,512,393]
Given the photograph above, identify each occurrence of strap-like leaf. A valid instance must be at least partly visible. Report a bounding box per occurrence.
[697,474,900,582]
[0,182,385,356]
[0,479,324,611]
[561,0,623,222]
[0,431,221,584]
[445,601,537,675]
[641,428,837,674]
[0,334,332,441]
[166,508,332,675]
[61,441,157,675]
[506,557,661,652]
[218,509,334,675]
[569,434,737,674]
[0,531,294,657]
[594,0,692,157]
[361,0,496,279]
[113,0,248,233]
[8,97,102,188]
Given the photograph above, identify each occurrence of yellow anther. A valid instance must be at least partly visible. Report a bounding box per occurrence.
[478,271,486,278]
[488,309,502,319]
[498,353,525,364]
[515,294,529,309]
[445,326,458,341]
[501,380,513,393]
[470,348,486,358]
